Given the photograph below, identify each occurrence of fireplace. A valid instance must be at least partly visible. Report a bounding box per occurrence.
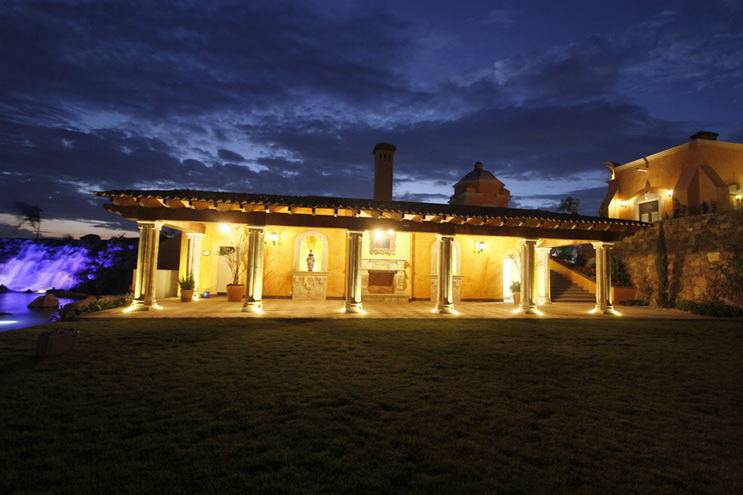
[361,258,408,301]
[367,270,395,293]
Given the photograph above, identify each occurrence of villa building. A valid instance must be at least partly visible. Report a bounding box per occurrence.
[98,143,645,316]
[601,131,743,222]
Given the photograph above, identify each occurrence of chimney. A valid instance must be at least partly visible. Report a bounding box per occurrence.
[373,142,396,201]
[690,130,718,141]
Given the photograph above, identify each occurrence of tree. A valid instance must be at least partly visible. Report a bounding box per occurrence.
[655,222,669,307]
[557,196,580,215]
[14,202,42,238]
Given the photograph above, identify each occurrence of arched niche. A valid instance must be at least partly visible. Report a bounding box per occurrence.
[294,231,329,272]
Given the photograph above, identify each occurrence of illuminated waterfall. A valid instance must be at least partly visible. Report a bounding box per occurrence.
[0,241,91,291]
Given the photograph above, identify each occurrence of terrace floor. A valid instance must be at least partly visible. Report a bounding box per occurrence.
[88,296,703,319]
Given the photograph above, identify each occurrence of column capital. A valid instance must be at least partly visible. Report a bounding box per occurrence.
[348,230,364,236]
[520,238,538,246]
[137,220,162,230]
[185,232,205,239]
[247,225,265,232]
[535,246,552,254]
[591,241,614,250]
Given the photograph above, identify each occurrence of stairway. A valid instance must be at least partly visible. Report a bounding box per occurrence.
[550,271,595,302]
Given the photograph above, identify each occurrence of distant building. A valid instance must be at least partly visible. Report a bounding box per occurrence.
[601,131,743,222]
[449,161,511,207]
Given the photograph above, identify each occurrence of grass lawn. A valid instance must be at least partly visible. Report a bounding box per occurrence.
[1,318,742,494]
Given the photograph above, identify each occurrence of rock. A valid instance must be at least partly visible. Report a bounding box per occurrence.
[27,294,60,309]
[65,295,98,312]
[36,328,77,357]
[0,284,9,293]
[0,311,11,316]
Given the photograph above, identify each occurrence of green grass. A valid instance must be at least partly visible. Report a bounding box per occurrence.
[1,318,742,494]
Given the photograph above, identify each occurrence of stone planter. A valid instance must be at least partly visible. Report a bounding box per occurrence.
[226,284,245,302]
[512,292,521,306]
[180,289,194,302]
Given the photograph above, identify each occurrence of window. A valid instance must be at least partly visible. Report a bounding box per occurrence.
[730,183,742,210]
[638,200,660,223]
[371,230,395,255]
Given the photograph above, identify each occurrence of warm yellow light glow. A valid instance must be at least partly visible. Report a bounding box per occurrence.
[218,223,231,234]
[665,189,673,198]
[122,304,137,314]
[268,231,279,245]
[475,241,487,254]
[373,229,394,241]
[736,194,742,200]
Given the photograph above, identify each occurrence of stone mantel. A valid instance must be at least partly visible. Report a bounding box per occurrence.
[292,271,328,300]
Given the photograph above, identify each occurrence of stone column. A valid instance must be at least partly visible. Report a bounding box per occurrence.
[133,222,148,300]
[536,246,552,304]
[436,235,455,314]
[243,227,265,313]
[519,239,538,314]
[344,231,364,313]
[592,242,615,315]
[185,232,204,294]
[140,221,161,308]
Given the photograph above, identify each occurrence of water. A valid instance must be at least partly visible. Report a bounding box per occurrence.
[0,292,73,331]
[0,241,90,291]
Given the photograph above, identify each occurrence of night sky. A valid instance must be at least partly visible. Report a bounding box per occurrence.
[2,0,742,238]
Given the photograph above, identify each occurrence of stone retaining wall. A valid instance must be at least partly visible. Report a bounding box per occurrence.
[614,209,743,305]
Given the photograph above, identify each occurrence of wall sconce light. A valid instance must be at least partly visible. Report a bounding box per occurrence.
[201,249,211,257]
[268,231,279,246]
[475,241,486,254]
[218,223,231,235]
[665,189,673,198]
[373,229,394,241]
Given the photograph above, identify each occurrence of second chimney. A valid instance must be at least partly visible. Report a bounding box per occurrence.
[373,142,396,201]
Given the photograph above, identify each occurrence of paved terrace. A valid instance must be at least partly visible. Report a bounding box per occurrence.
[88,297,702,319]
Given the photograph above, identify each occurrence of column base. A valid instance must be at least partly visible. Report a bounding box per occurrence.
[123,300,159,313]
[436,303,456,315]
[242,300,263,313]
[344,302,364,314]
[590,305,621,316]
[517,304,542,315]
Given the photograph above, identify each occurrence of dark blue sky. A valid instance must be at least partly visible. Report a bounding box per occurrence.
[2,0,742,237]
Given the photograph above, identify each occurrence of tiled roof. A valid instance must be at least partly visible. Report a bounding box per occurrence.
[97,189,646,227]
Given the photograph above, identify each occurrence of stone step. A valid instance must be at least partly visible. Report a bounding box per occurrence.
[550,270,594,302]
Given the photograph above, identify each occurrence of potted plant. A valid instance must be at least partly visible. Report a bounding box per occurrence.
[179,272,195,302]
[510,281,521,306]
[225,227,247,302]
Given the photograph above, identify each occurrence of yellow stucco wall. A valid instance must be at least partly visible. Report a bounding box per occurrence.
[177,223,526,301]
[607,140,743,220]
[457,235,520,300]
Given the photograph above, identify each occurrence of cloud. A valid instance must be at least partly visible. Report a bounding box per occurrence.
[217,148,245,162]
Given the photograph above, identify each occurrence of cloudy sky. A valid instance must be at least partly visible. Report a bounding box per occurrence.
[2,0,742,238]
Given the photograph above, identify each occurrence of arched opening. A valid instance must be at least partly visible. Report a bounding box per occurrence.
[294,231,329,272]
[503,250,520,302]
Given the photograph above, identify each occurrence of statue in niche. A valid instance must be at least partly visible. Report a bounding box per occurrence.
[306,249,315,272]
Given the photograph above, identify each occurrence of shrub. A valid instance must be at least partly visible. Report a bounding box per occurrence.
[675,299,743,318]
[179,272,195,290]
[656,223,669,307]
[510,281,521,293]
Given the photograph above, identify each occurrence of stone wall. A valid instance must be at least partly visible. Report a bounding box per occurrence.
[614,209,743,305]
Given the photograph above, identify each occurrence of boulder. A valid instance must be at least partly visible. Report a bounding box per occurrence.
[66,295,98,312]
[27,293,59,309]
[0,284,9,293]
[36,328,77,357]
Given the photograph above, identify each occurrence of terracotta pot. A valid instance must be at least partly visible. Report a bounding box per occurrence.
[180,289,194,302]
[512,292,521,306]
[226,284,245,302]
